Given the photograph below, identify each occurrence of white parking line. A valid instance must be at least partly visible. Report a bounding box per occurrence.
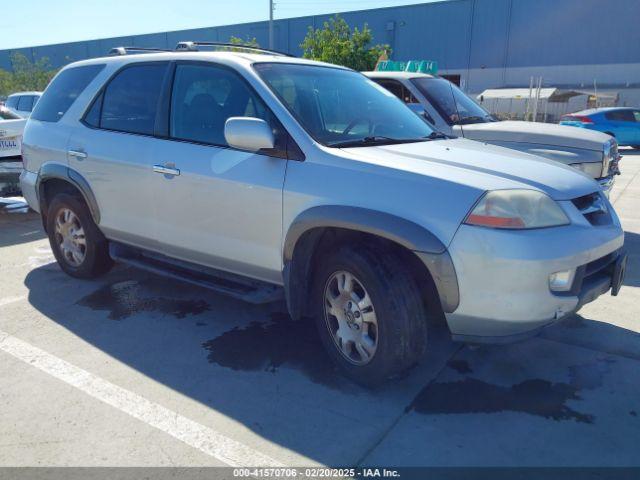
[0,329,283,467]
[0,295,27,307]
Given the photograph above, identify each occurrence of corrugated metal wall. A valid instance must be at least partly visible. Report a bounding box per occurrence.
[2,0,639,92]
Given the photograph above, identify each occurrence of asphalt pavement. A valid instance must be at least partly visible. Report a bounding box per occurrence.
[0,150,639,468]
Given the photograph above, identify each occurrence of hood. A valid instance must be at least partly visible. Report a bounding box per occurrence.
[455,120,610,151]
[340,138,599,200]
[0,118,27,139]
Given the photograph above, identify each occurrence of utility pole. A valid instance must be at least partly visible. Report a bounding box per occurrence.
[269,0,275,49]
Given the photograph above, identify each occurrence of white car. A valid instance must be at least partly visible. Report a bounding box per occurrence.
[0,106,27,196]
[364,71,619,195]
[4,91,42,118]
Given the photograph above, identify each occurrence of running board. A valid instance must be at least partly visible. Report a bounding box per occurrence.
[109,242,284,304]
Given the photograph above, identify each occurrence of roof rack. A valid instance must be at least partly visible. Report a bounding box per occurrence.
[175,41,294,57]
[108,46,171,56]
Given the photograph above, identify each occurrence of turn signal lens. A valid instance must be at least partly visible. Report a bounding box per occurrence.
[465,190,570,229]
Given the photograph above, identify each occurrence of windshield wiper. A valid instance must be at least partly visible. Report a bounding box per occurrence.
[426,131,449,140]
[329,135,431,148]
[456,116,489,125]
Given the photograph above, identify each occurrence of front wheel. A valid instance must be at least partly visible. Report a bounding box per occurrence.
[311,245,429,387]
[47,193,113,278]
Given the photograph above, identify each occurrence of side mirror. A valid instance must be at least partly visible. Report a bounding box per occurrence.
[224,117,275,152]
[422,110,436,125]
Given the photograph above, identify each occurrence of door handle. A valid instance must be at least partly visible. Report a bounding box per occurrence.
[153,164,180,176]
[68,150,87,160]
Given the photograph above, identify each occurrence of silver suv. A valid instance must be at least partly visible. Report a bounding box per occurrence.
[20,44,626,385]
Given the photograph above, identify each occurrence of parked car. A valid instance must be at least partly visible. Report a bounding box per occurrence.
[4,91,42,118]
[560,107,640,148]
[364,72,619,196]
[0,106,27,196]
[20,45,626,385]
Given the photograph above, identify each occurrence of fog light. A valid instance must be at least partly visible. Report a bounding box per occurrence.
[549,269,576,292]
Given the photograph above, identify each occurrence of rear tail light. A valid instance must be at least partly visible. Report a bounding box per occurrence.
[562,115,594,124]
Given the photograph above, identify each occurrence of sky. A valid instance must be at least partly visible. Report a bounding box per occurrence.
[0,0,441,50]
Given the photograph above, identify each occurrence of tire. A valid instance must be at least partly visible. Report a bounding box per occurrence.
[311,244,429,387]
[46,193,113,279]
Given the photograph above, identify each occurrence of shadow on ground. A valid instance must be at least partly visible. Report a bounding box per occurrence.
[22,253,640,465]
[623,231,640,287]
[0,199,46,248]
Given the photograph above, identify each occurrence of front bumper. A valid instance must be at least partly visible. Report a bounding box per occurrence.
[597,175,615,197]
[445,207,624,342]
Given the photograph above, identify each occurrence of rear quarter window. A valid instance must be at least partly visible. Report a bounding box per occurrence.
[31,64,105,122]
[5,96,18,109]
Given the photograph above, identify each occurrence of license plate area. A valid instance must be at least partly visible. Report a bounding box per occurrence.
[0,136,20,151]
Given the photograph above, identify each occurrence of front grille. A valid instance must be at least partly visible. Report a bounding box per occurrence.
[572,191,611,225]
[584,251,617,279]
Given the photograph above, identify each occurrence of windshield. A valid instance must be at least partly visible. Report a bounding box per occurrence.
[411,77,496,125]
[254,63,435,147]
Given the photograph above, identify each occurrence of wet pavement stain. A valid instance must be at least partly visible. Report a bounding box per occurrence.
[447,359,473,374]
[407,377,594,424]
[568,359,613,391]
[202,312,348,389]
[76,279,210,320]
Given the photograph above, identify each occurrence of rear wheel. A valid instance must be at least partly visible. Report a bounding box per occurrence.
[47,193,113,278]
[311,244,429,387]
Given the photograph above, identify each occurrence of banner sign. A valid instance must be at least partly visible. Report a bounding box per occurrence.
[375,60,438,75]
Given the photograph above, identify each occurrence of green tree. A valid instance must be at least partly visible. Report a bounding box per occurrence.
[0,69,13,98]
[300,15,390,71]
[229,35,260,52]
[10,52,57,91]
[0,52,58,97]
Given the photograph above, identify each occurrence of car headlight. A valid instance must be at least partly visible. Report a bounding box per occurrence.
[570,162,603,178]
[464,190,570,229]
[602,139,619,176]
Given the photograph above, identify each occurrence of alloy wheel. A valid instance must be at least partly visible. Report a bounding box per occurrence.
[323,270,378,365]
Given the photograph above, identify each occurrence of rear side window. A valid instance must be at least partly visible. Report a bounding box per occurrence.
[605,110,635,122]
[99,63,168,135]
[31,64,105,122]
[374,79,418,104]
[17,96,34,112]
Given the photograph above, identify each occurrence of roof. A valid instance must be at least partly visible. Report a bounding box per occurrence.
[362,71,435,80]
[66,50,350,71]
[571,107,636,116]
[478,88,620,103]
[7,91,42,97]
